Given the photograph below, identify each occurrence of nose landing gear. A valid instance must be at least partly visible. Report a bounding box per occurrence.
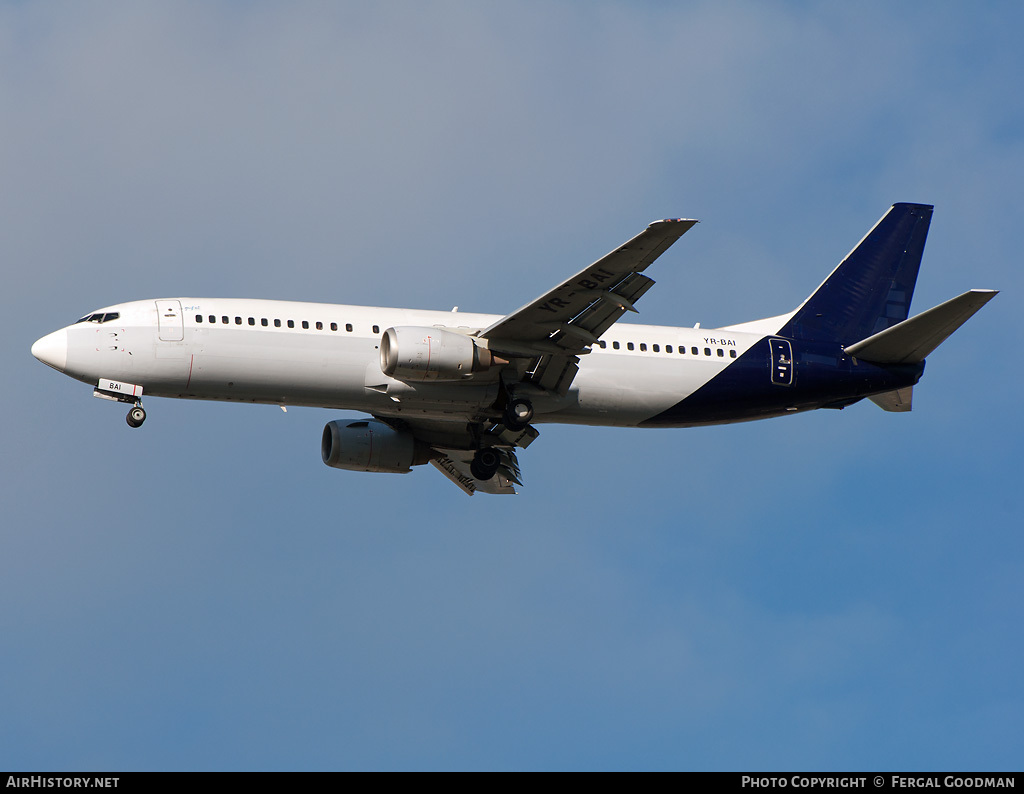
[126,403,147,428]
[93,379,148,429]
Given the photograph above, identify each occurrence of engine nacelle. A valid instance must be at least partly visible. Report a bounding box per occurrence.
[321,419,431,473]
[380,326,497,382]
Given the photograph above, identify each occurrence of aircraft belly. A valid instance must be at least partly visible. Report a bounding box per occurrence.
[367,378,499,421]
[556,354,723,427]
[165,331,371,406]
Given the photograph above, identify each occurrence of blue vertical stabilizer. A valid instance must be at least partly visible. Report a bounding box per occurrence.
[778,203,933,345]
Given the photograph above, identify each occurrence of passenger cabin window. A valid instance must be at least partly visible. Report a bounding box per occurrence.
[195,315,202,322]
[627,342,635,351]
[691,347,698,355]
[640,343,647,351]
[208,315,216,323]
[274,319,281,328]
[613,341,620,350]
[235,317,242,325]
[717,348,724,357]
[261,318,268,327]
[316,321,323,330]
[287,320,294,328]
[730,350,737,358]
[331,322,338,331]
[222,316,228,324]
[598,341,606,349]
[704,348,711,356]
[653,344,660,352]
[248,317,255,326]
[302,321,309,329]
[346,323,353,332]
[372,325,379,334]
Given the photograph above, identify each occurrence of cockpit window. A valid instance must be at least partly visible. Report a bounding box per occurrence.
[75,312,120,324]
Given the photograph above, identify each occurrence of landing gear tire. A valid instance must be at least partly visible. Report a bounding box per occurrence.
[504,397,534,430]
[126,406,146,428]
[470,448,501,481]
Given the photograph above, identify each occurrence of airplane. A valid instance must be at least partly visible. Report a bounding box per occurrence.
[31,202,997,495]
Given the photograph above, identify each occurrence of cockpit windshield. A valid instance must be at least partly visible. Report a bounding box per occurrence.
[74,312,120,324]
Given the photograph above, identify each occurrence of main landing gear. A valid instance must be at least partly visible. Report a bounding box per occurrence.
[126,403,147,429]
[504,396,534,431]
[471,447,501,481]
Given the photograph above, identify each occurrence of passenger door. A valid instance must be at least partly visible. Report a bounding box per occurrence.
[156,300,184,342]
[769,338,794,386]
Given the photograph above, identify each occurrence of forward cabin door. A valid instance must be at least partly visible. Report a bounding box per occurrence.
[153,299,192,389]
[156,300,184,342]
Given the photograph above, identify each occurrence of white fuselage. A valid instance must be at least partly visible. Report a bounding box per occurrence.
[45,298,760,428]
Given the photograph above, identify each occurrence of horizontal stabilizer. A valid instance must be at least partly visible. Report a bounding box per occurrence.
[844,289,998,364]
[869,387,913,412]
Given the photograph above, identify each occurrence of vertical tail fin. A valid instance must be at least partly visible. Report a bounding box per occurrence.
[777,203,933,345]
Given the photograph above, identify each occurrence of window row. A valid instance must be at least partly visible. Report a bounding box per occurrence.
[195,314,379,335]
[597,340,737,358]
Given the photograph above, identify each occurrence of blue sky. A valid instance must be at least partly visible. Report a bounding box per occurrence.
[2,1,1021,771]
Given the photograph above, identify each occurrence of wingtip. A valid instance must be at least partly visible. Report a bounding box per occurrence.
[964,288,1000,305]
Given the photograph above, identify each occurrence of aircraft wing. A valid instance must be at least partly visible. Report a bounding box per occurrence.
[431,448,521,496]
[373,415,535,496]
[371,220,697,492]
[479,219,697,394]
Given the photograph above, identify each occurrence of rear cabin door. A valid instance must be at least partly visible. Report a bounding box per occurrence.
[769,338,794,386]
[156,300,184,342]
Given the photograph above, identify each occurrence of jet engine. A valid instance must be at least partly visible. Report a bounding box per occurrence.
[380,326,500,382]
[321,419,431,473]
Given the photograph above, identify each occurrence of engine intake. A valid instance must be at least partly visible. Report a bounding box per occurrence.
[321,419,431,473]
[380,326,498,382]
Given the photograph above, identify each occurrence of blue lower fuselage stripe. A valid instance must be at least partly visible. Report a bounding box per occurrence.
[640,337,924,427]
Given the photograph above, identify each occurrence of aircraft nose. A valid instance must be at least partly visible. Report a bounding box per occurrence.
[31,329,68,372]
